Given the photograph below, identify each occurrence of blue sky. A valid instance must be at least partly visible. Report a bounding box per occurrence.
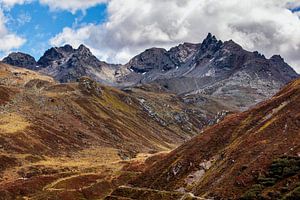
[0,0,300,72]
[2,1,107,59]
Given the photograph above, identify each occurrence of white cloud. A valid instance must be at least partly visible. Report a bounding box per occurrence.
[50,24,138,63]
[0,34,26,52]
[286,1,300,9]
[39,0,108,13]
[0,8,26,53]
[50,0,300,72]
[0,0,32,8]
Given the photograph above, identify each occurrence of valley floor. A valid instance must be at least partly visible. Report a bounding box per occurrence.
[0,147,171,200]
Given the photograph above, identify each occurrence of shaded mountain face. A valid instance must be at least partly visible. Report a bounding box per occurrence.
[107,78,300,200]
[2,34,299,110]
[2,52,37,70]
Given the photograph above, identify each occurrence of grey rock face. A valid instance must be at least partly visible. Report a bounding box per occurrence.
[125,43,200,74]
[38,44,119,83]
[119,33,299,109]
[37,44,75,68]
[168,42,200,65]
[2,52,37,70]
[126,48,175,73]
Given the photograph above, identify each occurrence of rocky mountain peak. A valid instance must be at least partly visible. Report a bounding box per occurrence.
[126,47,173,73]
[191,33,223,63]
[60,44,75,53]
[270,54,284,62]
[36,44,115,83]
[2,52,37,70]
[77,44,92,56]
[37,47,64,67]
[222,39,243,51]
[200,33,223,51]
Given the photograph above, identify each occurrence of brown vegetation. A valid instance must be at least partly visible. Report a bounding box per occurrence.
[116,79,300,199]
[0,62,228,199]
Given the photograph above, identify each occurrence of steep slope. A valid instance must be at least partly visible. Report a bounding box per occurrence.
[0,62,231,199]
[108,78,300,200]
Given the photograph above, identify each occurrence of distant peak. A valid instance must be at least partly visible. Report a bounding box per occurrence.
[199,33,223,51]
[63,44,73,48]
[2,51,37,70]
[223,39,243,50]
[60,44,74,52]
[204,33,218,42]
[7,52,34,57]
[78,44,89,51]
[77,44,93,55]
[270,55,284,62]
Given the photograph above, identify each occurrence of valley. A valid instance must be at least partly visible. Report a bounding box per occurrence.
[0,63,231,199]
[0,33,299,200]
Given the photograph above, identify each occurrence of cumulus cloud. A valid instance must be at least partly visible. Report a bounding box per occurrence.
[0,34,26,52]
[39,0,108,13]
[50,0,300,72]
[0,0,32,8]
[286,1,300,10]
[0,8,26,53]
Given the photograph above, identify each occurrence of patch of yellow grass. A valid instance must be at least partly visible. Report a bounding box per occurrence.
[0,113,30,134]
[37,147,122,170]
[100,90,135,114]
[11,68,54,83]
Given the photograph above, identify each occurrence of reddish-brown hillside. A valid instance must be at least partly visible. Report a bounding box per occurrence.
[111,79,300,199]
[0,63,232,199]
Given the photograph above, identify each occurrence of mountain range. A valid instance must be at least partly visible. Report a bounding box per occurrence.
[0,33,299,200]
[3,33,299,110]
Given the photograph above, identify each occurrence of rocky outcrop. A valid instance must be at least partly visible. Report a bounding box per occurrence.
[78,76,102,97]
